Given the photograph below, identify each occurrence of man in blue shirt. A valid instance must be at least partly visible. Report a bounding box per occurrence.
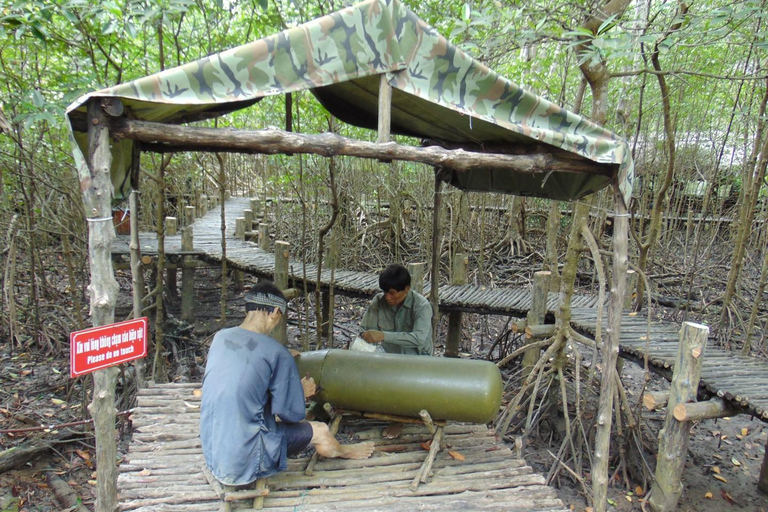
[200,282,374,486]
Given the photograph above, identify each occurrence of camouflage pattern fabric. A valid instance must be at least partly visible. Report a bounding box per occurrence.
[66,0,633,203]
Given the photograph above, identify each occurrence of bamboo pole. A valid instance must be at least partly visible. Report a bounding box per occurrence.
[84,98,120,512]
[444,253,467,358]
[648,321,709,512]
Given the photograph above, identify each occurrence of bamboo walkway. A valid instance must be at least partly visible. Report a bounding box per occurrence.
[112,197,768,422]
[119,382,568,512]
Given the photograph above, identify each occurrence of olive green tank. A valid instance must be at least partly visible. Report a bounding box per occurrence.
[296,349,502,424]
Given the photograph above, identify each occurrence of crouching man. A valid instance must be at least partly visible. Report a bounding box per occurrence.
[200,282,374,486]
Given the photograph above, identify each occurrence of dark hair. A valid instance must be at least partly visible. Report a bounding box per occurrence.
[379,264,411,292]
[245,281,287,314]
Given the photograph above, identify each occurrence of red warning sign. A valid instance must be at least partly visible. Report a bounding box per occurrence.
[70,317,148,378]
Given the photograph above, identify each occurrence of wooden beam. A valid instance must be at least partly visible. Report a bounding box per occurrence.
[113,118,609,176]
[673,397,739,422]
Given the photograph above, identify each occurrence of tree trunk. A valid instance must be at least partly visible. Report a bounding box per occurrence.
[544,202,561,292]
[719,78,768,337]
[573,2,632,510]
[84,98,120,512]
[634,10,687,309]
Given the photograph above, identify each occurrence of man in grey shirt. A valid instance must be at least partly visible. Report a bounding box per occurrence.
[360,264,433,356]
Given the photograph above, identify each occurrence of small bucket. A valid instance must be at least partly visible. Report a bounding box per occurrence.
[112,208,131,235]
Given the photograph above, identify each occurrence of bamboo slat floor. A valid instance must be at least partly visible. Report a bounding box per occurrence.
[112,197,768,422]
[119,382,568,512]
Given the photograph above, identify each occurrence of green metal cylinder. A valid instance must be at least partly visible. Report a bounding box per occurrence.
[296,349,502,424]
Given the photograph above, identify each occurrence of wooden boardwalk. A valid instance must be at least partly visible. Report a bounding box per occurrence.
[119,383,568,511]
[113,197,768,422]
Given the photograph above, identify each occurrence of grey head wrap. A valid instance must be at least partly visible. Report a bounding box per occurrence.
[245,290,287,315]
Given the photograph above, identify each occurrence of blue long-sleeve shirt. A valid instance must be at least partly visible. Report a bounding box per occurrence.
[200,327,305,485]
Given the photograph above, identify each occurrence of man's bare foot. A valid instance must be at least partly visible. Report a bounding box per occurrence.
[382,421,404,439]
[337,441,375,459]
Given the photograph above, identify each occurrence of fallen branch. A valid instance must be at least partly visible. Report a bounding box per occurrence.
[47,471,90,512]
[0,410,131,435]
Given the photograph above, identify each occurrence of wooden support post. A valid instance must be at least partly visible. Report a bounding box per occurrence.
[166,259,178,297]
[183,205,194,227]
[522,271,550,379]
[129,190,146,388]
[418,409,437,436]
[649,321,709,512]
[244,208,254,233]
[407,262,425,295]
[199,194,208,216]
[165,217,177,236]
[259,223,269,251]
[378,74,392,144]
[235,217,245,241]
[625,269,637,310]
[429,175,443,349]
[760,438,768,495]
[444,253,467,358]
[410,425,444,490]
[250,198,261,219]
[252,478,268,509]
[181,227,195,322]
[274,241,290,345]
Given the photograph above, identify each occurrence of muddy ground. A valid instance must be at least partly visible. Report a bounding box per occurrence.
[2,268,768,512]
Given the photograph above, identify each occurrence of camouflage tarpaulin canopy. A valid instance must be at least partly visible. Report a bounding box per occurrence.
[66,0,633,203]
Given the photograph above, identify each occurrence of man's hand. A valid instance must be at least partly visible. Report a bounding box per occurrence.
[301,376,317,399]
[362,330,385,344]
